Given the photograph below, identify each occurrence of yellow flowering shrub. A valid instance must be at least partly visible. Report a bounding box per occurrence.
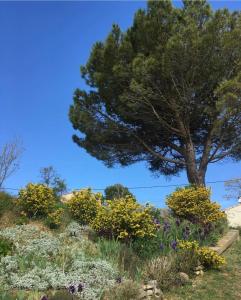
[166,186,225,225]
[178,240,199,251]
[18,183,56,217]
[198,247,226,269]
[91,196,156,240]
[178,240,226,269]
[45,208,64,229]
[67,188,102,225]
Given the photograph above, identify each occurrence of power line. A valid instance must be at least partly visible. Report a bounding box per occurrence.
[92,179,240,191]
[1,178,240,192]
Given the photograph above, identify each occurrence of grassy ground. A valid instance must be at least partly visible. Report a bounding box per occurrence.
[166,238,241,300]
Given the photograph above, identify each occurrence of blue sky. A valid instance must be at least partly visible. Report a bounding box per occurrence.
[0,1,240,209]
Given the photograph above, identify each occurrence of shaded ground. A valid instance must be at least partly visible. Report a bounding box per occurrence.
[166,238,241,300]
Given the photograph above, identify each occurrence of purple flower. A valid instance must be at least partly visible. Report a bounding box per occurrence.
[175,218,181,226]
[40,296,48,300]
[78,283,84,292]
[163,221,170,232]
[170,240,178,251]
[159,243,164,251]
[68,285,76,294]
[153,218,160,225]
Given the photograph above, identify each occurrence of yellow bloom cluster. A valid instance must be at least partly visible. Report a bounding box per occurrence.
[178,240,226,269]
[178,240,199,251]
[47,208,64,228]
[198,247,226,268]
[18,183,56,217]
[67,188,102,225]
[166,186,226,225]
[91,196,157,240]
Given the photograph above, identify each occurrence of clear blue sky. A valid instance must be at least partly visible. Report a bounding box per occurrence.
[1,1,240,209]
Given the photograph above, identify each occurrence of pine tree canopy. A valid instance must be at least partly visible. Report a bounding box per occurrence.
[69,0,241,185]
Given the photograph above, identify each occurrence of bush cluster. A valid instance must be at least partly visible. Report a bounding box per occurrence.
[17,183,57,217]
[67,188,102,225]
[178,240,226,269]
[92,196,157,240]
[166,186,226,225]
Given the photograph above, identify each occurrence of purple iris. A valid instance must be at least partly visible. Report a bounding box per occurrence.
[183,226,190,239]
[159,243,164,251]
[175,218,181,226]
[40,296,48,300]
[153,218,160,225]
[170,240,178,251]
[78,283,84,292]
[163,221,170,232]
[68,285,76,294]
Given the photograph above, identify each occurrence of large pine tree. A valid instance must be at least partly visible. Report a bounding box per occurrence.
[69,0,241,185]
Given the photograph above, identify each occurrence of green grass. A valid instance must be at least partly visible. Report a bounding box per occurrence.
[166,238,241,300]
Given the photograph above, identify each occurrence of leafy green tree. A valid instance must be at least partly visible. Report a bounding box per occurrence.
[69,0,241,185]
[104,183,134,200]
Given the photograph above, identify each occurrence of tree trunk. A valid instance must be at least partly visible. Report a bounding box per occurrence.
[185,141,206,186]
[186,164,206,186]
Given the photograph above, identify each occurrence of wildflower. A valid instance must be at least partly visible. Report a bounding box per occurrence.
[78,283,84,292]
[159,243,164,251]
[170,240,178,251]
[68,285,76,294]
[40,296,48,300]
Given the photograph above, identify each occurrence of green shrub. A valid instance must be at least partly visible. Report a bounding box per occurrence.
[0,191,15,216]
[67,188,102,225]
[0,237,14,257]
[17,183,57,217]
[14,214,29,225]
[97,238,141,279]
[166,186,226,225]
[92,196,156,241]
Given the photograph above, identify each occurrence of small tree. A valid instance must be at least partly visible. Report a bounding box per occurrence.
[104,183,134,200]
[0,139,23,188]
[40,166,67,197]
